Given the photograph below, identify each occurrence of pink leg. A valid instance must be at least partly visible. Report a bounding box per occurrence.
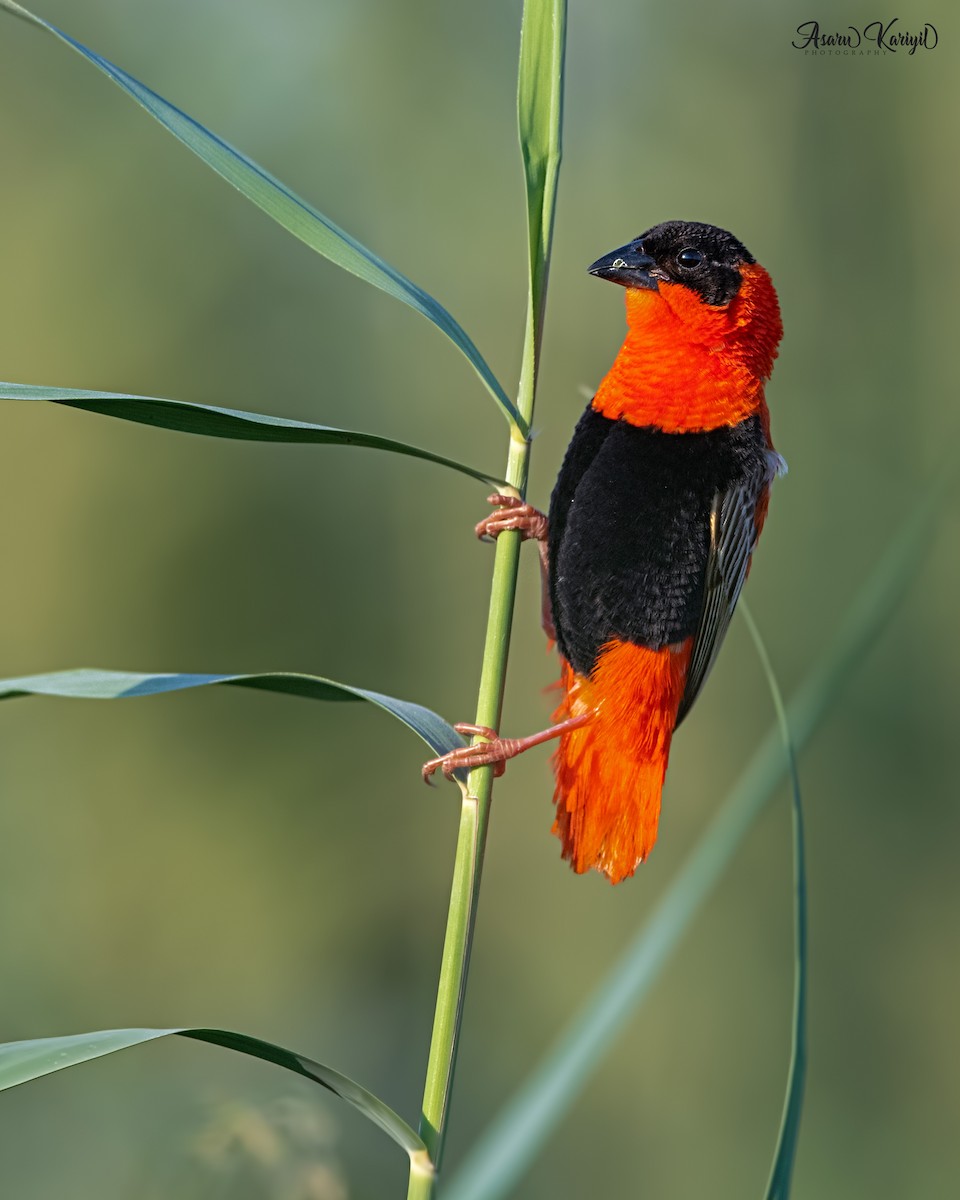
[421,713,591,784]
[475,494,555,641]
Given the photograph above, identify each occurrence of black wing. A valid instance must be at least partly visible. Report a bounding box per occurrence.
[675,450,784,726]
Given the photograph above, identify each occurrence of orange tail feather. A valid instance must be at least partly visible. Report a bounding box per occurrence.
[551,639,692,884]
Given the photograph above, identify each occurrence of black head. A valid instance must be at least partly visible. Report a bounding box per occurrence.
[588,220,755,307]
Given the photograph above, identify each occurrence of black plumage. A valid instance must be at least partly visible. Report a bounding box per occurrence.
[547,406,769,680]
[636,220,754,306]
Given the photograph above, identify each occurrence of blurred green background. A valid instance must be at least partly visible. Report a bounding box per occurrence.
[1,1,957,1196]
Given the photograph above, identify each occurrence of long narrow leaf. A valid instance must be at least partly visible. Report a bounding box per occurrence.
[0,0,523,434]
[0,668,466,761]
[741,603,807,1200]
[516,0,565,395]
[1,383,504,487]
[442,466,950,1200]
[0,1027,428,1165]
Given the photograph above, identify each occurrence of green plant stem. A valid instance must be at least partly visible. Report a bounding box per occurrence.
[411,148,556,1196]
[410,6,564,1193]
[410,426,532,1200]
[411,225,546,1196]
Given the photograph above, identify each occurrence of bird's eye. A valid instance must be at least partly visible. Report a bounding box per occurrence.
[676,248,704,269]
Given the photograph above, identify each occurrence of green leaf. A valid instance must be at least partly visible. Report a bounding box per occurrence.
[741,603,807,1200]
[0,0,523,435]
[0,1027,428,1165]
[0,668,466,762]
[442,466,951,1200]
[515,0,565,413]
[0,382,505,488]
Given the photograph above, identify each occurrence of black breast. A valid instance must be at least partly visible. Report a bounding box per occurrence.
[547,406,767,676]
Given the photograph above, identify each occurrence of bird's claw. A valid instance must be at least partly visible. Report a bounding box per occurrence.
[421,723,509,784]
[475,494,548,544]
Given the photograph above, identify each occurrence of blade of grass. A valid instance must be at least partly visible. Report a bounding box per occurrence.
[443,465,951,1200]
[0,667,466,762]
[408,5,566,1198]
[517,0,565,390]
[1,383,505,487]
[0,1027,428,1169]
[741,602,806,1200]
[0,0,523,435]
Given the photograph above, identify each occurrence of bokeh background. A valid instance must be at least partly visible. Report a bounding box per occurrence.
[1,1,957,1196]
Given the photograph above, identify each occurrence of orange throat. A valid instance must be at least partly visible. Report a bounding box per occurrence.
[592,262,782,434]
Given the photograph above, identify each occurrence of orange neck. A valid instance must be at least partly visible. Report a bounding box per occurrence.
[592,262,782,434]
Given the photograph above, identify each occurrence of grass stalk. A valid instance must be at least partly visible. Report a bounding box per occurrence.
[410,3,565,1186]
[412,463,528,1196]
[410,361,535,1200]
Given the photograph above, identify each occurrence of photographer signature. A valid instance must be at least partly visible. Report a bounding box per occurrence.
[792,19,938,53]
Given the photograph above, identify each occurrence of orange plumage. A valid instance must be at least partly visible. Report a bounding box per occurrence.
[592,264,781,434]
[551,641,692,883]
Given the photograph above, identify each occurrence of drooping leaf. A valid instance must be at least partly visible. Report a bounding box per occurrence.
[0,383,504,487]
[0,1027,428,1165]
[0,0,523,434]
[0,668,466,762]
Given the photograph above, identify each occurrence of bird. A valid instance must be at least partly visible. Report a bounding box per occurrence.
[423,220,784,884]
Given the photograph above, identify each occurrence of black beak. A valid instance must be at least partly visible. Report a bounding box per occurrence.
[587,241,658,291]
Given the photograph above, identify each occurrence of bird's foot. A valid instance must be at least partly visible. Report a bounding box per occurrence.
[422,724,511,783]
[475,494,548,544]
[421,715,592,785]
